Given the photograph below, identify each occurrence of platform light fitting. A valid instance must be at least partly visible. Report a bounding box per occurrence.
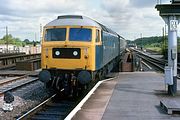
[3,92,14,112]
[4,92,14,104]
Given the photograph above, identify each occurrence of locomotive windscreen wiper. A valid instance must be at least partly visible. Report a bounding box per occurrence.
[76,26,83,34]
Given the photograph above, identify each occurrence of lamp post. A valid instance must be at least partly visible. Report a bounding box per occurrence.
[6,26,8,53]
[140,33,143,50]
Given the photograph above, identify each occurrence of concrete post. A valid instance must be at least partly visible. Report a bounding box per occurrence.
[167,16,178,95]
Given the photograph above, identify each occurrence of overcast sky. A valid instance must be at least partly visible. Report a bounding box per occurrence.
[0,0,176,41]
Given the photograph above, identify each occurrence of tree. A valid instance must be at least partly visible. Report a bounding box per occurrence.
[0,34,24,46]
[0,34,40,46]
[23,39,30,44]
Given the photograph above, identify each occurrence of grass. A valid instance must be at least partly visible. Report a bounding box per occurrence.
[145,47,162,53]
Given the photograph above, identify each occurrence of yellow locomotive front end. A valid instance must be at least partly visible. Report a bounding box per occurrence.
[41,26,95,71]
[39,15,103,96]
[39,25,99,94]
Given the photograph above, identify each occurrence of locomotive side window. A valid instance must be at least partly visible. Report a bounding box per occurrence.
[96,30,100,42]
[69,28,92,42]
[45,28,66,41]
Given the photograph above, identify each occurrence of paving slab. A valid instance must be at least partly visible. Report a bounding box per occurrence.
[72,72,180,120]
[102,72,180,120]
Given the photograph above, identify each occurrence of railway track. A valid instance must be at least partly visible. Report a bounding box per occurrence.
[132,48,180,78]
[16,77,115,120]
[133,49,165,70]
[16,94,77,120]
[0,76,38,96]
[137,53,165,71]
[16,89,86,120]
[0,75,27,86]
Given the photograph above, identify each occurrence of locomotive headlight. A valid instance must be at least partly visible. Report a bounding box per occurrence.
[73,51,78,56]
[55,51,60,56]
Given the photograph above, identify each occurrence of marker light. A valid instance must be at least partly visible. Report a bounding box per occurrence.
[55,51,60,56]
[73,51,78,56]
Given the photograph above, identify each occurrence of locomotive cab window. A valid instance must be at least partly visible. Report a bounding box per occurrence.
[96,30,100,42]
[45,28,66,41]
[69,28,92,42]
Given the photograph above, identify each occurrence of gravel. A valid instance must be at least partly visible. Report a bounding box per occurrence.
[0,80,54,120]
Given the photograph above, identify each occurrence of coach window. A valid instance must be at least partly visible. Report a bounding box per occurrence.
[96,30,100,42]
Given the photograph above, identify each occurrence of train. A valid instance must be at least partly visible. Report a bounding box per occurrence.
[39,15,126,96]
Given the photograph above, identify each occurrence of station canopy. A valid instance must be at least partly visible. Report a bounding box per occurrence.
[172,0,180,3]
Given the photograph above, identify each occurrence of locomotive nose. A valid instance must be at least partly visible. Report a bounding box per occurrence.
[39,70,51,83]
[77,71,91,84]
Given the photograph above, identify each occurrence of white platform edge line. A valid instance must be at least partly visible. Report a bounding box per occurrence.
[64,77,115,120]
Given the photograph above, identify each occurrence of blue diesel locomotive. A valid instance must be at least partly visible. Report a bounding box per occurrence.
[39,15,126,96]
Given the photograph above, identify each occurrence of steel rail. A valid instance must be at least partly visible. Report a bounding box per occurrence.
[132,48,180,79]
[17,94,56,120]
[0,75,27,86]
[0,78,38,96]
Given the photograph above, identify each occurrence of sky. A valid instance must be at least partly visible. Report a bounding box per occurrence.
[0,0,177,41]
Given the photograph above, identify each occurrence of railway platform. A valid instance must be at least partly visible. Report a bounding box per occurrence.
[71,72,180,120]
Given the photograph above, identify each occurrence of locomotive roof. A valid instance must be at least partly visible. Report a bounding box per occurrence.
[45,15,118,35]
[45,15,102,28]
